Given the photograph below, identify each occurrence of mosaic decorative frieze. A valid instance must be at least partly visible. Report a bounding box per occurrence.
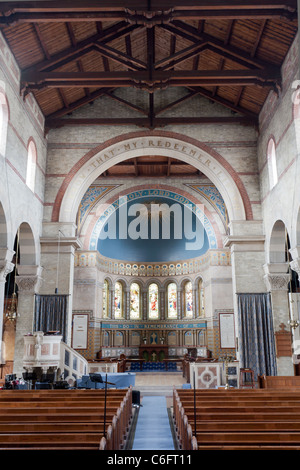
[74,249,231,275]
[77,184,120,231]
[187,184,228,229]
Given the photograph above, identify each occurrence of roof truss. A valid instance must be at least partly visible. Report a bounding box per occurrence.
[0,1,297,129]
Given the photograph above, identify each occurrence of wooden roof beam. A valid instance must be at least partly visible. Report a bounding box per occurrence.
[160,21,282,71]
[21,69,281,91]
[104,91,148,115]
[44,86,115,119]
[155,40,208,70]
[93,42,147,71]
[22,22,141,75]
[187,85,258,119]
[45,115,257,130]
[0,1,296,24]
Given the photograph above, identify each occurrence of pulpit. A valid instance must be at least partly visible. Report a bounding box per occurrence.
[139,345,168,362]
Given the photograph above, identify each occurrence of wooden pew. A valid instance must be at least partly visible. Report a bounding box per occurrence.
[258,375,300,389]
[173,388,300,450]
[0,387,133,450]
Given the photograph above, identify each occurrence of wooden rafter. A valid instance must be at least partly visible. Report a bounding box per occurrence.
[0,1,297,25]
[45,115,257,131]
[21,69,281,91]
[22,22,141,75]
[0,0,295,126]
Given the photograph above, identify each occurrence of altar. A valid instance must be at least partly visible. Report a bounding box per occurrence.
[139,345,168,362]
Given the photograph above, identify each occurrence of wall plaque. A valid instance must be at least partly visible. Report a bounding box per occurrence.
[219,313,235,349]
[72,314,89,350]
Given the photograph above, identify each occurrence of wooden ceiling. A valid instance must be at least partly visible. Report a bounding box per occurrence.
[0,1,298,131]
[100,155,204,178]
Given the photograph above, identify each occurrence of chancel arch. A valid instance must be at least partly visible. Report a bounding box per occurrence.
[53,131,251,226]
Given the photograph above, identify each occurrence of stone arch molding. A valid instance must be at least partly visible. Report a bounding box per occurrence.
[54,131,251,225]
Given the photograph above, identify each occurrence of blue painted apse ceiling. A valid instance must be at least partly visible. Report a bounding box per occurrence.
[84,188,221,263]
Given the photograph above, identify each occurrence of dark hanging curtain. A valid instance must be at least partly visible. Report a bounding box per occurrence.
[237,293,277,379]
[34,295,68,342]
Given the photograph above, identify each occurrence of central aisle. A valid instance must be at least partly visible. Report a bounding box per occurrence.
[132,396,175,450]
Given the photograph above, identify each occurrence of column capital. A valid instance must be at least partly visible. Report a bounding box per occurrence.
[290,258,300,277]
[263,273,290,291]
[0,248,15,281]
[15,265,43,294]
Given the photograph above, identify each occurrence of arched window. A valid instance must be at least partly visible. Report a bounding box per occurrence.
[149,283,159,319]
[26,140,37,192]
[198,278,205,317]
[130,282,140,319]
[167,282,177,319]
[184,281,193,318]
[267,138,278,189]
[114,281,123,319]
[103,280,109,318]
[0,90,8,156]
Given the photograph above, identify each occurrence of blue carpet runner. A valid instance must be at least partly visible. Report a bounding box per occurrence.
[132,396,175,450]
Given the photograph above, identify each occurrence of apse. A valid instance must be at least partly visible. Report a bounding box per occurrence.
[96,195,210,262]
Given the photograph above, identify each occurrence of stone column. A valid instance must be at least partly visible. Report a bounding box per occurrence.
[224,220,266,362]
[124,287,130,320]
[288,247,300,365]
[13,265,43,377]
[0,248,14,364]
[263,263,294,376]
[177,287,182,319]
[192,287,197,319]
[40,222,82,347]
[159,287,165,320]
[142,289,147,321]
[111,287,115,319]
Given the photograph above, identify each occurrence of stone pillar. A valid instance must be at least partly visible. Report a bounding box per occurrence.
[142,289,147,321]
[0,248,14,364]
[159,288,165,320]
[124,287,130,320]
[111,287,115,319]
[40,223,82,347]
[224,220,266,362]
[192,287,197,319]
[263,263,294,376]
[289,247,300,366]
[177,287,182,320]
[13,265,43,378]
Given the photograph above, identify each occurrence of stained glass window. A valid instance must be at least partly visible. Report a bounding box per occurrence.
[103,280,109,318]
[130,282,140,319]
[114,281,123,318]
[149,283,159,319]
[185,281,193,318]
[167,282,177,318]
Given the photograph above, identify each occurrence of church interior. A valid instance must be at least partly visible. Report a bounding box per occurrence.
[0,0,300,451]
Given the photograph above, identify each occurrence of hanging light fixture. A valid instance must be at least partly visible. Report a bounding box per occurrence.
[5,228,20,324]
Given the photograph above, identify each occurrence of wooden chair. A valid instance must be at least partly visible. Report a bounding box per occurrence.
[239,368,255,388]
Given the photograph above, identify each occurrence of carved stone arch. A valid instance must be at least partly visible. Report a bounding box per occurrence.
[269,219,289,264]
[52,131,251,226]
[162,277,179,288]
